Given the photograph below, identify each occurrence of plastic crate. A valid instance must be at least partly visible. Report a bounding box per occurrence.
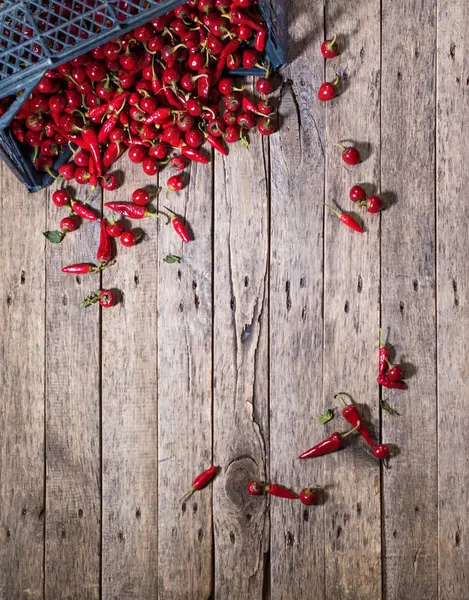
[0,0,286,192]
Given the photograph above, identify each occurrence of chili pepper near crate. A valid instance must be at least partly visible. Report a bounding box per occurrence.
[180,466,218,503]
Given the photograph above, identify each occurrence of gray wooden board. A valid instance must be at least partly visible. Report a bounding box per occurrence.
[213,82,270,599]
[323,1,382,599]
[157,155,213,599]
[101,159,158,599]
[436,2,469,598]
[0,166,46,600]
[44,183,101,599]
[269,0,326,597]
[381,1,438,598]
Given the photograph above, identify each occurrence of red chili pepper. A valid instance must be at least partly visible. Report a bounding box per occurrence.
[97,218,112,262]
[81,127,103,176]
[299,422,361,459]
[98,114,118,143]
[220,38,241,59]
[163,206,190,243]
[109,91,129,112]
[70,199,98,221]
[124,139,151,147]
[180,145,209,164]
[379,328,389,376]
[207,134,228,156]
[197,69,212,100]
[255,30,267,52]
[242,96,260,114]
[103,141,124,170]
[88,157,98,188]
[104,202,148,219]
[377,375,407,390]
[230,8,266,33]
[88,104,109,123]
[163,87,184,109]
[264,484,299,500]
[335,393,375,448]
[213,57,226,85]
[61,262,112,274]
[144,107,173,125]
[52,125,87,149]
[326,204,364,233]
[180,465,217,502]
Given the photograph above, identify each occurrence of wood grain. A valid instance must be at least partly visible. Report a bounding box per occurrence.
[0,167,45,600]
[44,184,101,599]
[323,1,382,599]
[268,0,326,597]
[436,3,469,598]
[381,1,438,598]
[101,159,158,599]
[212,83,270,599]
[156,155,213,599]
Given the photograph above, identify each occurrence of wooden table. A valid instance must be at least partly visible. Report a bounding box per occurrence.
[1,1,466,598]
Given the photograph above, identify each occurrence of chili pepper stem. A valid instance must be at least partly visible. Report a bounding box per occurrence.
[179,488,195,503]
[84,186,96,204]
[326,33,337,50]
[334,392,348,407]
[45,167,57,180]
[325,204,341,218]
[342,421,361,438]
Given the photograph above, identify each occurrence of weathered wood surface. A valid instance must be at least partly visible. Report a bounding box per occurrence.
[269,0,326,597]
[436,3,469,599]
[2,1,469,599]
[323,1,382,599]
[0,168,46,600]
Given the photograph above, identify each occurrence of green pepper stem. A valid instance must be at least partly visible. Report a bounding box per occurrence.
[326,33,337,49]
[326,204,341,218]
[341,421,361,438]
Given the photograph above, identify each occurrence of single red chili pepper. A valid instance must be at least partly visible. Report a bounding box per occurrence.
[220,38,241,59]
[197,69,212,100]
[255,29,267,52]
[52,125,87,149]
[213,57,226,85]
[97,218,112,262]
[144,107,173,125]
[180,465,217,502]
[164,87,184,109]
[247,481,263,496]
[61,262,113,274]
[88,104,109,123]
[81,127,103,176]
[299,487,319,506]
[264,484,299,500]
[377,375,407,390]
[124,139,151,147]
[230,8,266,33]
[378,329,389,376]
[326,204,364,233]
[335,393,375,448]
[88,156,98,188]
[180,145,209,164]
[385,360,404,381]
[103,141,124,170]
[98,114,119,143]
[109,90,129,112]
[299,422,361,459]
[70,199,98,221]
[242,96,261,115]
[163,206,190,243]
[104,202,147,219]
[373,444,391,459]
[207,134,228,156]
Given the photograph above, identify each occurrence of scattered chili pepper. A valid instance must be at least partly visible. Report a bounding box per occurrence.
[326,204,364,234]
[163,206,190,243]
[385,360,404,381]
[299,487,319,506]
[335,393,375,448]
[379,328,389,376]
[180,466,218,502]
[104,201,167,222]
[180,145,209,164]
[97,219,112,263]
[81,127,103,175]
[70,199,98,221]
[247,481,263,496]
[264,484,299,500]
[62,262,113,274]
[373,444,391,460]
[299,421,361,459]
[377,375,407,390]
[80,289,117,308]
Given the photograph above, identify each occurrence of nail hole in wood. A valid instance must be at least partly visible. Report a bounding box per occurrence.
[6,528,11,539]
[241,324,252,344]
[136,508,141,519]
[177,269,182,280]
[336,526,342,539]
[244,276,249,287]
[286,531,294,547]
[194,294,200,309]
[198,528,204,542]
[134,272,139,285]
[6,294,12,306]
[192,280,197,290]
[62,294,68,306]
[118,531,124,542]
[414,505,419,513]
[78,509,84,519]
[399,302,405,314]
[413,279,418,292]
[230,296,236,311]
[393,530,398,538]
[179,302,184,312]
[246,513,252,523]
[303,510,309,522]
[414,47,420,58]
[356,502,362,515]
[450,42,456,58]
[456,77,461,84]
[229,531,235,544]
[192,503,198,514]
[38,508,45,520]
[357,275,363,293]
[344,301,350,313]
[360,47,365,59]
[455,531,461,547]
[342,71,348,81]
[20,270,25,284]
[21,508,27,516]
[300,277,306,288]
[452,279,459,307]
[61,529,66,539]
[301,306,307,321]
[75,276,81,285]
[181,502,187,514]
[397,71,402,82]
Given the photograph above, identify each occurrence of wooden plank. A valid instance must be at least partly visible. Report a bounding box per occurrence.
[213,83,270,598]
[156,158,213,599]
[0,168,45,600]
[44,184,101,599]
[381,1,437,598]
[436,3,469,598]
[101,159,158,599]
[323,1,382,599]
[268,0,326,597]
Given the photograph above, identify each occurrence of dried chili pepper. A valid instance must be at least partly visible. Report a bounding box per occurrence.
[379,328,389,376]
[62,261,113,274]
[97,218,112,262]
[220,39,241,59]
[52,125,87,149]
[299,422,361,459]
[180,465,217,502]
[230,8,266,33]
[206,134,228,156]
[377,375,407,390]
[255,30,267,52]
[103,142,124,170]
[326,204,364,233]
[180,145,209,164]
[98,114,119,143]
[264,484,299,500]
[70,199,98,221]
[335,393,375,448]
[104,202,168,222]
[81,127,103,175]
[163,206,190,243]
